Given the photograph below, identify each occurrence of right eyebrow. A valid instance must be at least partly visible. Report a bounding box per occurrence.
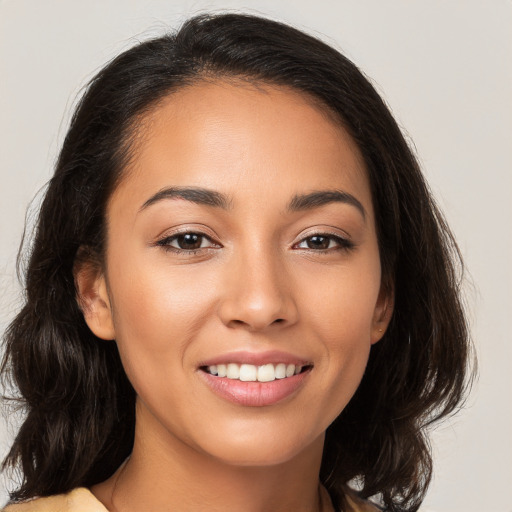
[139,186,232,212]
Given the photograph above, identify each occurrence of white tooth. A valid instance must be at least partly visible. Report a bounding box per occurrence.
[226,363,240,379]
[294,365,301,375]
[217,364,227,377]
[257,364,275,382]
[275,363,286,379]
[285,364,295,378]
[208,365,218,375]
[239,364,257,381]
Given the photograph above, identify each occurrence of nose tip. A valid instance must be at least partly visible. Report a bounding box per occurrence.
[217,257,298,331]
[226,306,289,332]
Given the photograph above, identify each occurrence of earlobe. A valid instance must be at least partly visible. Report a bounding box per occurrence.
[370,282,394,345]
[74,255,115,340]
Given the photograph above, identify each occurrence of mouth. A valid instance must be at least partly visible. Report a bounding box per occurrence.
[200,363,312,382]
[197,353,313,407]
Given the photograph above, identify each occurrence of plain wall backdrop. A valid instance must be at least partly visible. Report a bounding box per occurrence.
[1,1,511,510]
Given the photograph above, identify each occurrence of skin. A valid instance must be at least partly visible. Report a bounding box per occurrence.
[77,80,392,512]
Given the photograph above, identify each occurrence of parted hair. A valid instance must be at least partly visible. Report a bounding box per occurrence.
[1,13,472,512]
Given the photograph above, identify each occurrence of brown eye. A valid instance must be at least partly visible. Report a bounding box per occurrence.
[157,232,219,252]
[305,235,330,250]
[295,233,354,252]
[175,233,203,250]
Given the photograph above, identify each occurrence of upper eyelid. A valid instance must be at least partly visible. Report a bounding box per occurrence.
[154,227,353,247]
[158,232,219,246]
[293,229,352,244]
[291,231,356,253]
[155,225,220,243]
[299,232,346,241]
[294,233,351,245]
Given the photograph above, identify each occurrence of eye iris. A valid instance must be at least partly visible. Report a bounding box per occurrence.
[307,236,330,249]
[177,233,202,250]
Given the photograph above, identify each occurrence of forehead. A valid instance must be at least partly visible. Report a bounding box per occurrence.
[110,80,372,218]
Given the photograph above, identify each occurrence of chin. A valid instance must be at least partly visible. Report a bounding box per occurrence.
[196,425,324,468]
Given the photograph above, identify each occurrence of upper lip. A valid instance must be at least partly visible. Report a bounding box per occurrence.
[198,350,312,368]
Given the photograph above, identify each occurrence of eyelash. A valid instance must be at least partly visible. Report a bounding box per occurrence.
[293,233,355,252]
[155,231,354,255]
[156,232,220,255]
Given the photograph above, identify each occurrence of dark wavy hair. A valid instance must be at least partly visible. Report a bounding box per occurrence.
[1,12,473,511]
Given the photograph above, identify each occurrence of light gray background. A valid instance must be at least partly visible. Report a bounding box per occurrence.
[1,1,511,510]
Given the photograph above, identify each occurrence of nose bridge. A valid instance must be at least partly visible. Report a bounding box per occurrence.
[218,236,297,330]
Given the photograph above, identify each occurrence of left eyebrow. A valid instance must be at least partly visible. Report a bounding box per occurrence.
[287,190,366,220]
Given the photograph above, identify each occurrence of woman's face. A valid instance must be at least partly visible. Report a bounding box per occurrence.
[82,81,391,466]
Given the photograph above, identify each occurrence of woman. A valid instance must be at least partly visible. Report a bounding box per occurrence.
[1,13,472,512]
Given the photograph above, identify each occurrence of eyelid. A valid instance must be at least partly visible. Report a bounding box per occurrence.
[152,225,354,254]
[160,233,218,249]
[291,228,355,251]
[153,224,220,243]
[153,225,223,253]
[293,226,352,242]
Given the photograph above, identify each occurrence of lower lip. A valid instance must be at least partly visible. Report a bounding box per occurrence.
[199,369,311,407]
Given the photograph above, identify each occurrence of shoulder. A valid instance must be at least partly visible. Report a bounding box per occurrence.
[2,488,108,512]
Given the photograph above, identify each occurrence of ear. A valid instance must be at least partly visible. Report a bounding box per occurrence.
[74,251,115,340]
[370,280,394,345]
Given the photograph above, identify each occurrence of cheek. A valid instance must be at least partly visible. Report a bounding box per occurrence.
[106,253,220,380]
[312,291,374,382]
[299,257,381,407]
[303,258,382,341]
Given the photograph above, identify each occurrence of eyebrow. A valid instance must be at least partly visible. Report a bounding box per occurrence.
[287,190,366,220]
[139,186,232,212]
[139,186,366,220]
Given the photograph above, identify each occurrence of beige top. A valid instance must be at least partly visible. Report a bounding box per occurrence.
[3,486,380,512]
[2,488,108,512]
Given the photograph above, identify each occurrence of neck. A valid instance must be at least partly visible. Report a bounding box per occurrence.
[92,402,331,512]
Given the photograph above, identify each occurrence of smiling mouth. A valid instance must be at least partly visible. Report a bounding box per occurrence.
[200,363,313,382]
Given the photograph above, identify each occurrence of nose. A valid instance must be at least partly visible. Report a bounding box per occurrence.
[217,246,299,331]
